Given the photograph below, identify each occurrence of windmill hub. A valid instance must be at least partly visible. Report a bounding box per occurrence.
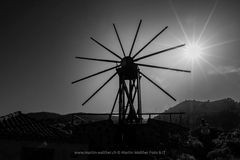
[117,56,138,80]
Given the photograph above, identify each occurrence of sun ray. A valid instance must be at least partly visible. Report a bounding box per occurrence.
[200,20,238,47]
[168,0,240,95]
[192,20,196,43]
[183,42,204,61]
[202,39,239,50]
[196,57,208,80]
[199,57,240,90]
[168,32,184,44]
[199,56,228,78]
[197,0,218,44]
[169,0,190,44]
[200,32,219,47]
[190,57,195,90]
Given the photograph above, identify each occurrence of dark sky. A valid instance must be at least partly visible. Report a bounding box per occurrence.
[1,0,240,115]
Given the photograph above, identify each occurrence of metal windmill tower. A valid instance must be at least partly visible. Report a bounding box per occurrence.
[72,20,190,124]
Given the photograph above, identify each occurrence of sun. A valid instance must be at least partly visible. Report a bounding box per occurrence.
[184,42,203,61]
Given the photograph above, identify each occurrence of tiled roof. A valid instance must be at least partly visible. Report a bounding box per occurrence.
[0,111,70,140]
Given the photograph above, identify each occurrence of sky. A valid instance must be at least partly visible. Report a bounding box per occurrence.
[1,0,240,115]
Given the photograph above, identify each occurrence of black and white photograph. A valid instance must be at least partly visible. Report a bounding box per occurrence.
[1,0,240,159]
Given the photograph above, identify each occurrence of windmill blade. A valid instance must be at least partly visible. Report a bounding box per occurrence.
[75,56,120,63]
[110,89,120,118]
[134,44,185,62]
[129,19,142,57]
[82,72,117,106]
[72,65,119,84]
[132,26,168,59]
[90,37,122,59]
[137,63,191,73]
[113,23,126,57]
[140,71,176,101]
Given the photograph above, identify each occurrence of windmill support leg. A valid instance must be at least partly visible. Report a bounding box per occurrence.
[122,81,136,123]
[117,73,143,124]
[122,83,126,121]
[137,72,142,123]
[119,78,123,124]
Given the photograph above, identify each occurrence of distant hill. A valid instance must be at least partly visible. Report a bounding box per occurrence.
[27,112,61,121]
[163,98,240,130]
[26,98,240,131]
[26,112,117,127]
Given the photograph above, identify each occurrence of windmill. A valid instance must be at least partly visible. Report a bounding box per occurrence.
[72,20,190,124]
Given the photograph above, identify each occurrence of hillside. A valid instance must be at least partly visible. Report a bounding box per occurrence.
[26,98,240,131]
[164,98,240,130]
[27,112,61,121]
[26,112,117,128]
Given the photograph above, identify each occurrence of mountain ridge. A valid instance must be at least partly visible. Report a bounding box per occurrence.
[23,98,240,130]
[163,98,240,130]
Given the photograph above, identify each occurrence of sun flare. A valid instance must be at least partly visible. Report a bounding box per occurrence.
[184,43,203,61]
